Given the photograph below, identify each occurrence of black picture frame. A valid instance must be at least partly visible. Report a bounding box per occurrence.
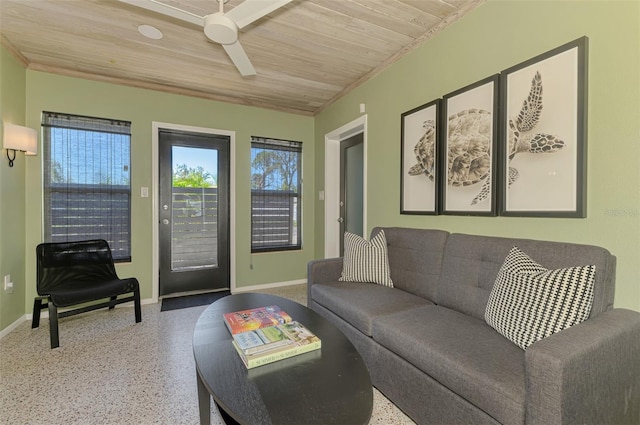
[440,74,499,216]
[400,99,440,215]
[499,37,588,217]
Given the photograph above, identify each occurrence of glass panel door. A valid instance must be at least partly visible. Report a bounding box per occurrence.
[171,146,218,270]
[159,130,229,296]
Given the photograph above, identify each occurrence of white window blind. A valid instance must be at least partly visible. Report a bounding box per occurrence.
[42,112,132,261]
[250,137,302,252]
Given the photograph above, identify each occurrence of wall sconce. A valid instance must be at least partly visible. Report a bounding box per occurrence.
[3,123,37,167]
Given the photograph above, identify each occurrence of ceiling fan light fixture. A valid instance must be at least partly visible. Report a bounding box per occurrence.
[204,13,238,45]
[138,24,163,40]
[120,0,292,76]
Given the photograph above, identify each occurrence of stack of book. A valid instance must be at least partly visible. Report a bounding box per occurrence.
[223,305,322,369]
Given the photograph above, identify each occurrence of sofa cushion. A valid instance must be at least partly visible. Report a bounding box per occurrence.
[339,230,393,287]
[436,233,616,320]
[485,246,595,350]
[372,305,526,425]
[372,227,449,299]
[310,281,431,336]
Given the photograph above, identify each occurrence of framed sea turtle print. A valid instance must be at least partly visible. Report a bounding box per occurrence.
[499,37,588,217]
[440,74,499,216]
[400,99,440,214]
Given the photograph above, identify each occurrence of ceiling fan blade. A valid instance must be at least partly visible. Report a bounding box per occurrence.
[222,40,256,76]
[119,0,205,26]
[225,0,292,29]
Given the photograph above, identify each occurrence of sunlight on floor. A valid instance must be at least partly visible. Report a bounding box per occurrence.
[0,284,415,424]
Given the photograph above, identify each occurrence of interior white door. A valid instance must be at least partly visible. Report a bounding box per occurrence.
[324,115,367,258]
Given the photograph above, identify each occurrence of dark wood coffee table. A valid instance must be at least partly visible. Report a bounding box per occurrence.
[193,292,373,425]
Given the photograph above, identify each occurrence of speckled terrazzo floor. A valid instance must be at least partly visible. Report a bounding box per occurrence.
[0,284,416,425]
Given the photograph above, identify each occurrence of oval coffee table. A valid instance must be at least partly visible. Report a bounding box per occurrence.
[193,292,373,425]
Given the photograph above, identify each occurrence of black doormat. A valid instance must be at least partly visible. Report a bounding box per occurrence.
[161,290,231,312]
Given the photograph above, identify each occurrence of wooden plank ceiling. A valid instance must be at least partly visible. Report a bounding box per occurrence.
[1,0,482,116]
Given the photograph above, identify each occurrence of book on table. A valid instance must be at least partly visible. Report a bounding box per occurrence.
[230,320,322,369]
[223,305,293,335]
[223,305,321,368]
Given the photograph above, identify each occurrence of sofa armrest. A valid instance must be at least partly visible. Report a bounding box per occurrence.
[525,308,640,425]
[306,258,343,305]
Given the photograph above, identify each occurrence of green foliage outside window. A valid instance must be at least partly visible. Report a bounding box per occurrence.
[251,150,298,191]
[173,164,217,188]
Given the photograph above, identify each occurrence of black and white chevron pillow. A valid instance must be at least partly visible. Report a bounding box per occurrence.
[339,230,394,287]
[485,246,595,350]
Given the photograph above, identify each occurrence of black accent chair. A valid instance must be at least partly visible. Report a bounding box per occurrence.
[32,239,142,349]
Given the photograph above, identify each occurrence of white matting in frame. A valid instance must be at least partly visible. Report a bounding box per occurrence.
[501,37,588,217]
[441,74,499,216]
[401,99,440,214]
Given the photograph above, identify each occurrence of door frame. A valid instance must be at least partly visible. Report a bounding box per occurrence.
[151,122,236,302]
[324,115,367,258]
[339,133,364,255]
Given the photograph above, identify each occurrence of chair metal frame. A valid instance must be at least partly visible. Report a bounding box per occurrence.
[32,239,142,349]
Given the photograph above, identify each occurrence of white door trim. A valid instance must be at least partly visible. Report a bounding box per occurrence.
[324,115,367,258]
[151,122,236,302]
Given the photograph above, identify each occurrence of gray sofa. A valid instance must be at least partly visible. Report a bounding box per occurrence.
[307,227,640,425]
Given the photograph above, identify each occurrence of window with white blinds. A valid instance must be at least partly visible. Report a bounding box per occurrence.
[250,137,302,252]
[42,112,132,261]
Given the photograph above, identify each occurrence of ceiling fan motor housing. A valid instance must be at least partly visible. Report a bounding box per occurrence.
[117,0,293,76]
[204,13,238,45]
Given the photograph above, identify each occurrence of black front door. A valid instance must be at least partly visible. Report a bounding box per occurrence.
[158,129,230,296]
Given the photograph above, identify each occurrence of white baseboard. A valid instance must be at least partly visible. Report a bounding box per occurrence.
[232,279,307,294]
[0,297,157,339]
[0,315,28,339]
[0,284,304,339]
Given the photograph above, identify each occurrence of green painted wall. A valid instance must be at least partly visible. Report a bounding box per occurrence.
[21,71,314,315]
[0,48,28,330]
[2,0,639,333]
[314,0,640,312]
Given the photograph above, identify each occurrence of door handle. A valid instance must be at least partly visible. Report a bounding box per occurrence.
[162,219,170,225]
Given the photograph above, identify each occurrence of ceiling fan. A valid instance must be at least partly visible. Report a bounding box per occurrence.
[120,0,292,76]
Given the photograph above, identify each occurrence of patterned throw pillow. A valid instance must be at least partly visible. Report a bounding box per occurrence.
[485,246,595,350]
[339,230,394,287]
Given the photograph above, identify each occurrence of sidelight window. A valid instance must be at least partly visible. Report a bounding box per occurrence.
[250,137,302,252]
[42,112,132,261]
